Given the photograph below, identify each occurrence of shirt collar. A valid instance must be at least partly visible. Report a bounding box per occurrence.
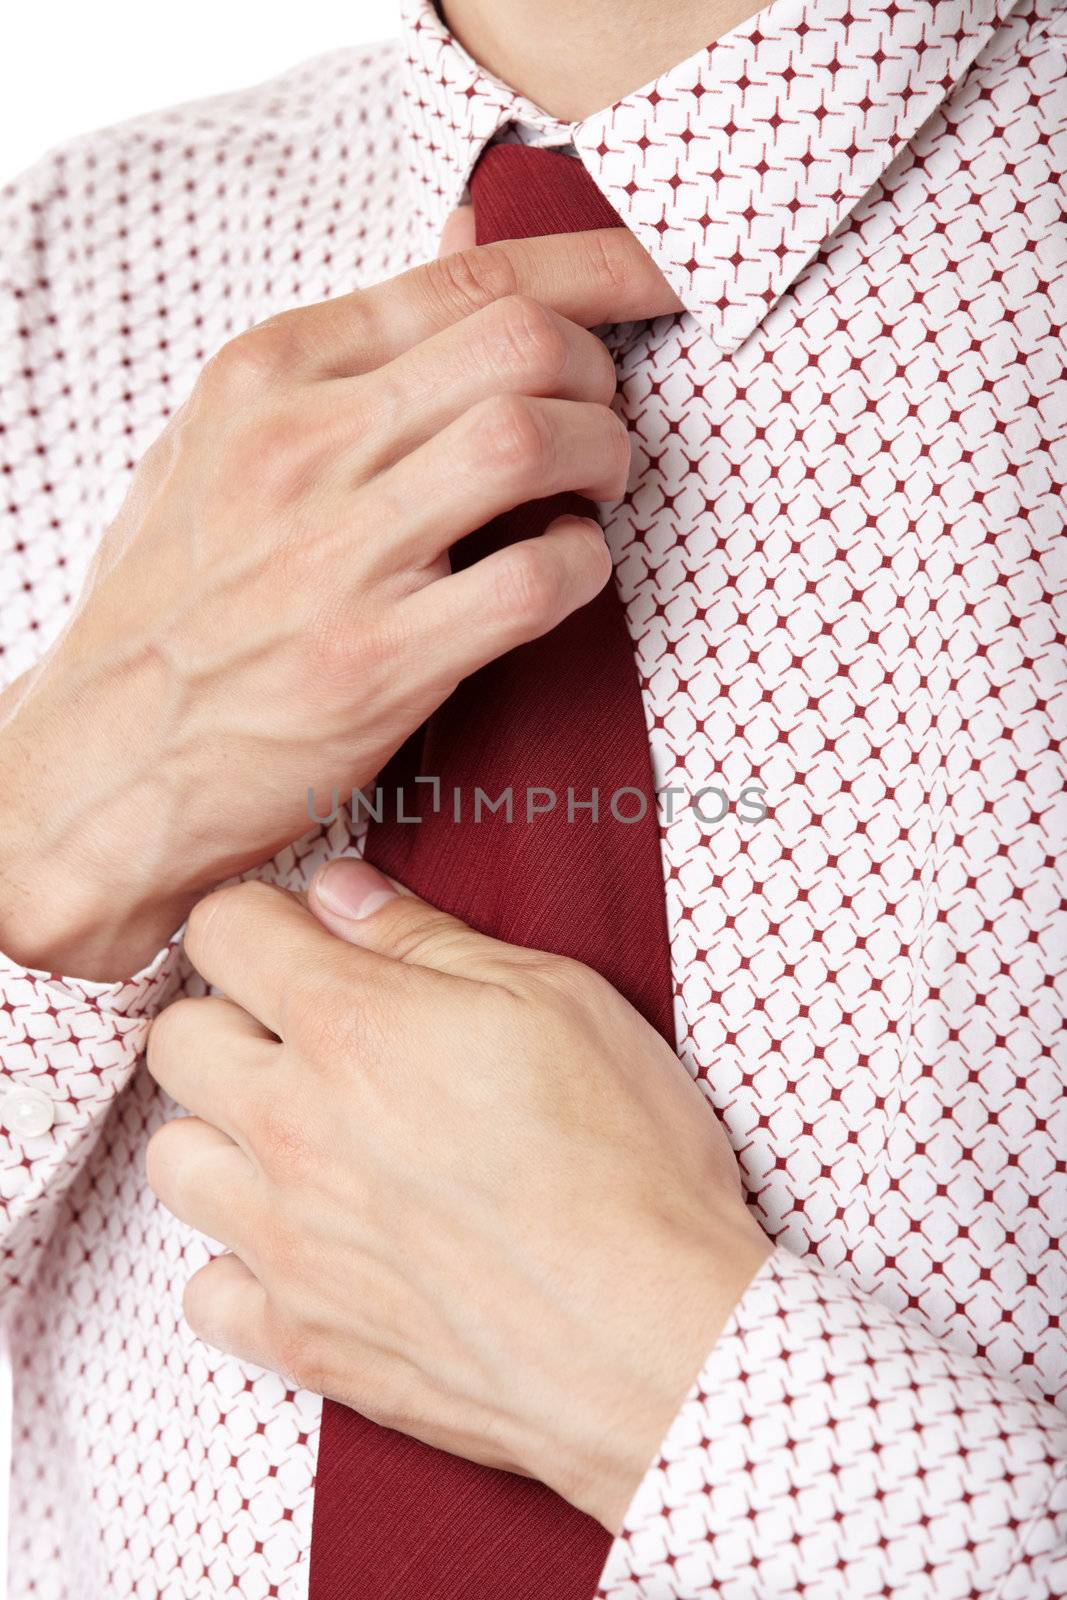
[399,0,1019,354]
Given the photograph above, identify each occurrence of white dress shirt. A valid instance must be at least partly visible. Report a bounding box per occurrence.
[0,0,1064,1595]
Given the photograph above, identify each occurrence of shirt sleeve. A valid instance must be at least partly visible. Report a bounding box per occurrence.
[597,1247,1067,1600]
[0,153,190,1304]
[0,938,183,1303]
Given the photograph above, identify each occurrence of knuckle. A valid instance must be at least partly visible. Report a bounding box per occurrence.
[387,915,466,970]
[587,336,619,404]
[429,245,519,319]
[548,952,604,999]
[580,519,613,587]
[477,393,550,482]
[186,881,273,962]
[492,296,567,388]
[144,1117,183,1196]
[585,227,635,301]
[326,291,375,368]
[180,1269,213,1338]
[525,950,608,1020]
[184,886,229,956]
[602,407,632,476]
[199,318,296,399]
[181,1258,248,1348]
[147,997,197,1073]
[492,540,562,623]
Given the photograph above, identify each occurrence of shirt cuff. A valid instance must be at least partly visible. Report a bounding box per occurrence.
[0,930,185,1126]
[0,928,184,1018]
[0,930,186,1287]
[597,1246,1067,1598]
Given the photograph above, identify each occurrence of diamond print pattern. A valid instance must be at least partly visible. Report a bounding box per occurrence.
[0,0,1065,1594]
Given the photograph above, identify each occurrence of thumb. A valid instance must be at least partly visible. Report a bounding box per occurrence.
[308,855,503,979]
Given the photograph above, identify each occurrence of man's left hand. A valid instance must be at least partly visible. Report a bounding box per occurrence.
[145,858,770,1532]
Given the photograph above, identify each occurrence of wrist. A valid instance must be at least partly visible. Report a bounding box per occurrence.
[0,819,192,982]
[539,1204,771,1533]
[0,656,200,979]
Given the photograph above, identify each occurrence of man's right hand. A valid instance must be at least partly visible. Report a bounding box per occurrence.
[0,228,679,980]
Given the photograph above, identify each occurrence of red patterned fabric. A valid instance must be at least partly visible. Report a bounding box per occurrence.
[0,0,1065,1595]
[309,142,671,1600]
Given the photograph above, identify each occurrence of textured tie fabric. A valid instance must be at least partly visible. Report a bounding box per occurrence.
[308,143,675,1600]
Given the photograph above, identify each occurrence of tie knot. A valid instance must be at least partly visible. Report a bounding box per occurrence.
[470,143,624,245]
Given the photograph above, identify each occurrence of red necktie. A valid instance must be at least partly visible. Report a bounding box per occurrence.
[309,143,675,1600]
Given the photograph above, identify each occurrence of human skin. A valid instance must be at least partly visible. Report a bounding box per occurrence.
[1,9,771,1520]
[145,858,772,1532]
[442,0,765,120]
[0,0,770,989]
[0,229,680,982]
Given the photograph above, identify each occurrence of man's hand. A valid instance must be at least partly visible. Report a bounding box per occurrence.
[0,229,679,980]
[143,858,770,1532]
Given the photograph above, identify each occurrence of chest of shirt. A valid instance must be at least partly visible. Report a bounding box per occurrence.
[4,17,1061,1254]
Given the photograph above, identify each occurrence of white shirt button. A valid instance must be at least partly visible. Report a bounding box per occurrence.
[3,1086,55,1138]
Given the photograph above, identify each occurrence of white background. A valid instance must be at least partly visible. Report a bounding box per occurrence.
[0,5,402,1586]
[1,0,401,184]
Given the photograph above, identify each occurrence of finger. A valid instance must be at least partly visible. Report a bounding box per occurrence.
[438,205,475,258]
[147,993,277,1137]
[181,881,359,1036]
[356,230,679,369]
[182,1252,274,1370]
[309,857,515,980]
[257,229,679,378]
[342,297,617,479]
[146,1116,259,1252]
[398,513,612,685]
[362,394,630,573]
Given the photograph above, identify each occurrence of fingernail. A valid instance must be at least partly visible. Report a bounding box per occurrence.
[314,858,398,920]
